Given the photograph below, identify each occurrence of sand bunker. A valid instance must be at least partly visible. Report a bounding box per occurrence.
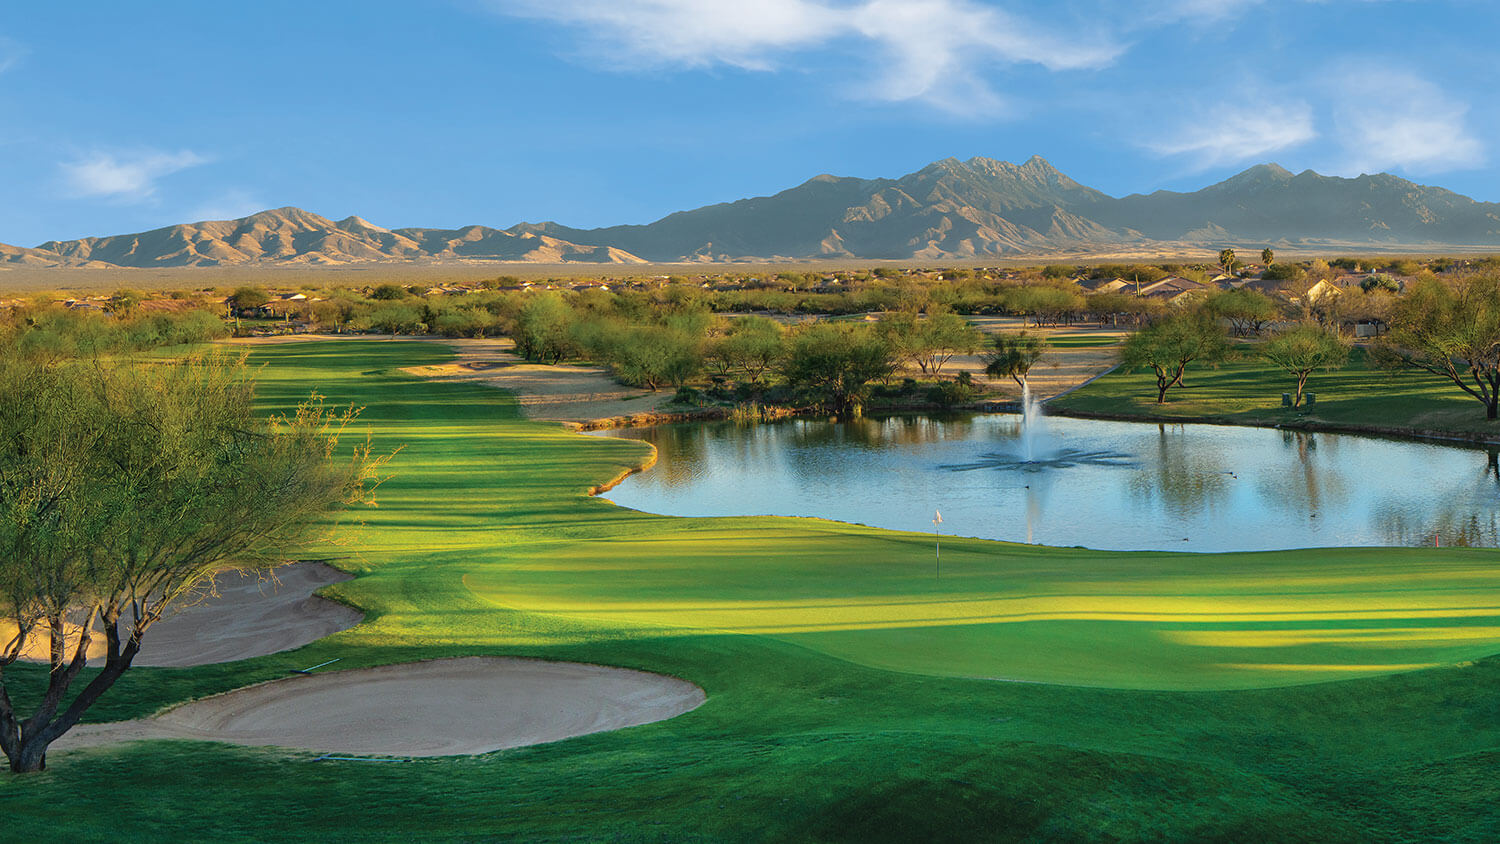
[58,657,705,757]
[4,562,362,668]
[138,563,363,667]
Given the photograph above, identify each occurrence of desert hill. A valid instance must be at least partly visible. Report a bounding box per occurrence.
[9,208,648,268]
[515,156,1500,261]
[5,157,1500,268]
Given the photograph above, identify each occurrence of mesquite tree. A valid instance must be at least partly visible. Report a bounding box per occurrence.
[1262,323,1350,407]
[1375,275,1500,420]
[780,322,894,416]
[1119,311,1231,403]
[0,353,387,773]
[982,332,1049,388]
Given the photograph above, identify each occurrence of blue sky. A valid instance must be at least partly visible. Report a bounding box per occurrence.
[0,0,1494,244]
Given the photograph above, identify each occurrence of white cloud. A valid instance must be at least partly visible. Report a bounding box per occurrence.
[1144,100,1317,169]
[847,0,1117,112]
[497,0,840,71]
[1330,68,1482,174]
[59,150,208,201]
[490,0,1121,112]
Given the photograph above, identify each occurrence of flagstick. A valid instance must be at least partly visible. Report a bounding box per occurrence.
[932,510,942,579]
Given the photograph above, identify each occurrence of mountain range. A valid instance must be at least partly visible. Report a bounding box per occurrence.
[8,156,1500,269]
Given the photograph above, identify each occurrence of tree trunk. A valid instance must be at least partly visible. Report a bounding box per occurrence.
[1489,400,1497,420]
[9,736,46,773]
[1295,372,1309,407]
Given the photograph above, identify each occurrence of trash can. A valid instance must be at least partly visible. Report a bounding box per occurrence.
[1305,393,1316,407]
[1282,393,1292,407]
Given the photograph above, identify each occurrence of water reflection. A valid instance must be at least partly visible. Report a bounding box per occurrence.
[1249,431,1349,520]
[597,415,1500,552]
[940,448,1137,472]
[1127,424,1230,517]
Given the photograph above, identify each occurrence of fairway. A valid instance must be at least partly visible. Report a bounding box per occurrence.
[14,338,1500,841]
[253,340,1500,690]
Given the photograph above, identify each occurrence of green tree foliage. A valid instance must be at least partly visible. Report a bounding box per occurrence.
[227,286,270,313]
[514,294,576,363]
[1361,274,1401,294]
[1261,263,1306,282]
[1005,286,1085,326]
[105,289,142,317]
[369,283,408,301]
[1376,275,1500,419]
[1089,264,1168,285]
[712,316,785,384]
[982,332,1049,387]
[1218,248,1238,278]
[779,323,893,416]
[927,370,979,408]
[1086,292,1164,326]
[1040,264,1075,280]
[0,353,388,773]
[598,324,703,391]
[1261,247,1275,267]
[6,305,226,357]
[310,298,357,333]
[1261,323,1350,407]
[879,311,984,376]
[430,306,500,338]
[363,302,426,336]
[1206,288,1279,337]
[1119,311,1232,404]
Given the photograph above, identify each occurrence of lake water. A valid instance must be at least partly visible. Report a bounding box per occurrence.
[594,414,1500,552]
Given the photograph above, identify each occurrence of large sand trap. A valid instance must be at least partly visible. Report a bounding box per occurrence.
[137,563,364,667]
[3,562,362,668]
[57,657,706,757]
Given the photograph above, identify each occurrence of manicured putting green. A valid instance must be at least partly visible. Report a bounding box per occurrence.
[465,517,1500,690]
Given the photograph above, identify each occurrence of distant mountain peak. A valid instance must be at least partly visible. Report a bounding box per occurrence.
[1018,154,1061,174]
[4,155,1499,268]
[337,215,388,233]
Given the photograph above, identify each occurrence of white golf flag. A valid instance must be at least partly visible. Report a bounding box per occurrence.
[933,509,942,524]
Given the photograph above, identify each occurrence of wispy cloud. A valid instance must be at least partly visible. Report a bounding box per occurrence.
[1143,99,1316,169]
[489,0,1121,113]
[59,150,209,201]
[1329,68,1483,174]
[0,36,28,75]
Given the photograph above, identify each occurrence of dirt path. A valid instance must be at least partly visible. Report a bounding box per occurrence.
[56,657,706,757]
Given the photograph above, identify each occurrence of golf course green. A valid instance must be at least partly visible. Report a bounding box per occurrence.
[8,339,1500,841]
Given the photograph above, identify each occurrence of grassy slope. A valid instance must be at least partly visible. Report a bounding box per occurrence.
[1052,346,1500,441]
[5,341,1500,841]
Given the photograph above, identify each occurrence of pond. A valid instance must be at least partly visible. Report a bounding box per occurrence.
[594,413,1500,552]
